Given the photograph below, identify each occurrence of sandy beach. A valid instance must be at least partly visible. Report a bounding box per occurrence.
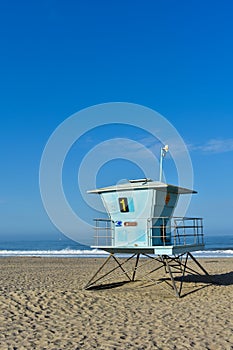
[0,257,232,350]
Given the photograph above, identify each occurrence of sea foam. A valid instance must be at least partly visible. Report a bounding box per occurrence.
[0,248,232,258]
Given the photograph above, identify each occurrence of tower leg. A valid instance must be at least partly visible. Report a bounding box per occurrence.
[132,253,140,281]
[163,255,181,297]
[188,252,209,275]
[111,254,134,281]
[178,252,189,296]
[84,253,136,289]
[84,254,113,289]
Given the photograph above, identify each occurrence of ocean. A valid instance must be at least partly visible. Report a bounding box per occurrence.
[0,235,232,258]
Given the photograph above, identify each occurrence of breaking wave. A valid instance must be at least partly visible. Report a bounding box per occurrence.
[0,248,232,258]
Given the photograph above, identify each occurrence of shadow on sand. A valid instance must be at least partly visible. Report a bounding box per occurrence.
[85,281,131,290]
[175,271,233,286]
[85,271,233,297]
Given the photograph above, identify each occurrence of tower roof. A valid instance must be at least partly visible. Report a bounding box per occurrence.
[87,178,196,195]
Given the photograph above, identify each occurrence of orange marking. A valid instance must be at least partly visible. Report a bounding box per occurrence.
[165,193,171,205]
[124,222,138,227]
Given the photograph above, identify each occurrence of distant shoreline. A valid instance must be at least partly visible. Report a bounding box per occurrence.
[0,249,233,258]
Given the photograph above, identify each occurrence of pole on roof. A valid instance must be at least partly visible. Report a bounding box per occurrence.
[159,145,169,182]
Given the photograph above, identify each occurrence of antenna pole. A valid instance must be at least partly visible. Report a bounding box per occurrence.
[159,145,169,182]
[159,147,163,182]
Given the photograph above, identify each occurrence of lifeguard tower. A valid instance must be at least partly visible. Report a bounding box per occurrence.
[85,148,209,297]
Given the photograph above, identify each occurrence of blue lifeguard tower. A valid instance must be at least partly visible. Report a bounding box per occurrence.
[85,149,208,297]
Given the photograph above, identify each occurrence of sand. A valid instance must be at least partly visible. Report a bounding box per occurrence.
[0,257,232,350]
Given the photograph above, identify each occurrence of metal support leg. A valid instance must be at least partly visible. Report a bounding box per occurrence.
[84,253,136,289]
[188,252,209,275]
[164,256,180,297]
[112,254,133,281]
[178,252,189,296]
[132,253,140,281]
[84,254,113,289]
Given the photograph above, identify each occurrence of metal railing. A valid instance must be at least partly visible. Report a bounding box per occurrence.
[148,217,204,247]
[93,218,114,246]
[93,217,204,247]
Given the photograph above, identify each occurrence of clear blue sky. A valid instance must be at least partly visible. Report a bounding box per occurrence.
[0,0,233,243]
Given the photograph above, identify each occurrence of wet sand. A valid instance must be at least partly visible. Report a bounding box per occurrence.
[0,257,232,349]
